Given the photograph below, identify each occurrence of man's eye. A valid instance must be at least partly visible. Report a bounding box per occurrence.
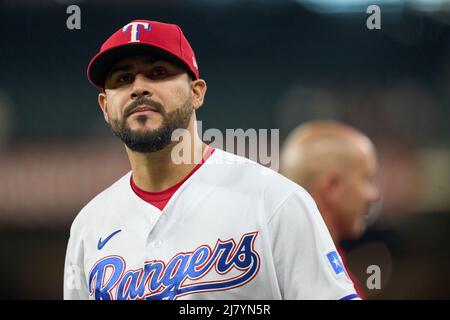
[118,74,133,82]
[150,66,168,77]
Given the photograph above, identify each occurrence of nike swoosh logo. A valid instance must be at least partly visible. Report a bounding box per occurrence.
[98,229,122,250]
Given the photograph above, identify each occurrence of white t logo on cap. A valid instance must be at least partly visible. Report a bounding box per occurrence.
[122,22,151,43]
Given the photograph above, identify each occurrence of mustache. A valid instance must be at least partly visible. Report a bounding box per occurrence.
[124,97,165,117]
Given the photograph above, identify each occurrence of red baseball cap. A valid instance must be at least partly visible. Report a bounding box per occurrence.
[87,19,199,88]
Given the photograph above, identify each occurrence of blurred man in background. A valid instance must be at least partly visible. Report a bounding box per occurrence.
[280,120,380,298]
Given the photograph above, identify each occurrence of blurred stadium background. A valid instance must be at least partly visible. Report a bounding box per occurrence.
[0,0,449,299]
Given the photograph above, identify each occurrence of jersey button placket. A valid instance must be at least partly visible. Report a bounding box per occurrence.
[146,212,164,257]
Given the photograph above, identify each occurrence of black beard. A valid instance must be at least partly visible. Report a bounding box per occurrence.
[110,98,193,153]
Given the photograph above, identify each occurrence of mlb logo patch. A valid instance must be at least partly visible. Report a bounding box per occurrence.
[326,251,345,275]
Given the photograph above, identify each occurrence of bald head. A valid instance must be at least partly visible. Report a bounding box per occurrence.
[281,121,375,190]
[280,120,379,242]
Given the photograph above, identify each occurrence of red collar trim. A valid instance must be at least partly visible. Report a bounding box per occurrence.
[130,146,215,201]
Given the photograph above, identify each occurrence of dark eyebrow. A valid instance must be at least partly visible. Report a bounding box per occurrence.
[143,57,161,64]
[107,65,133,78]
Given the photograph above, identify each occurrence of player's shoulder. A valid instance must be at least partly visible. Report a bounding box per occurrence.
[69,171,131,236]
[210,148,301,188]
[209,148,311,210]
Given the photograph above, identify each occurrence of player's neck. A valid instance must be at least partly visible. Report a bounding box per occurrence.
[126,125,207,193]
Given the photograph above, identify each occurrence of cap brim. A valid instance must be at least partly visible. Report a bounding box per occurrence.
[87,43,194,88]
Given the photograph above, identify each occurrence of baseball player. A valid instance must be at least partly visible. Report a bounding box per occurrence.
[64,19,360,300]
[280,120,381,298]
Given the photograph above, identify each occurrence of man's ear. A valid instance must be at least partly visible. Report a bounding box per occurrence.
[320,171,342,206]
[98,92,110,124]
[191,79,207,111]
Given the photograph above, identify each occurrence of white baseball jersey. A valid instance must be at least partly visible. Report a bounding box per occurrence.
[64,148,359,300]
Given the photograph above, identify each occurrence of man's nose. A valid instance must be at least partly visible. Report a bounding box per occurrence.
[130,74,152,99]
